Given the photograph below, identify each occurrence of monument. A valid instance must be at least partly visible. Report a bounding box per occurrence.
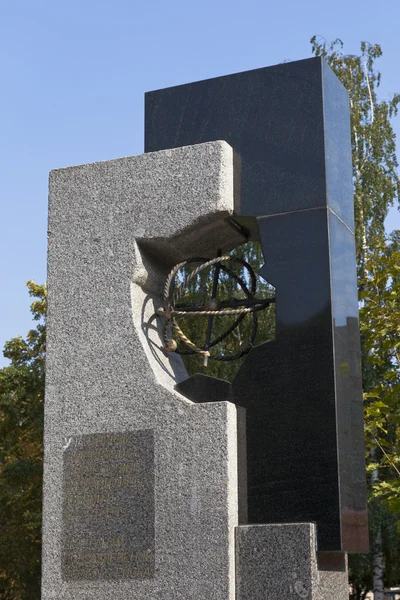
[42,57,367,600]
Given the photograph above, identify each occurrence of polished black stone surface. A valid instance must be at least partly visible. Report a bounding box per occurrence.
[175,373,233,404]
[232,209,367,551]
[322,62,354,228]
[145,57,354,230]
[145,58,367,552]
[329,211,368,549]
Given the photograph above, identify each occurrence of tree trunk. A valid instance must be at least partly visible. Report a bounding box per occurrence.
[373,525,384,600]
[370,446,384,600]
[353,587,362,600]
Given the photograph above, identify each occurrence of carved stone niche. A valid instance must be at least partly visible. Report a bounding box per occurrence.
[44,141,244,600]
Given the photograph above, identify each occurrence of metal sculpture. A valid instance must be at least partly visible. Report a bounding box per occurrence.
[157,254,274,365]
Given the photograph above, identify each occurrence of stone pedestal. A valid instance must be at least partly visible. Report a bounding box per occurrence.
[236,524,348,600]
[43,141,243,600]
[43,140,350,599]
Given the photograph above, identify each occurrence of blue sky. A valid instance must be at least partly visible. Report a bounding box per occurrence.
[1,0,399,366]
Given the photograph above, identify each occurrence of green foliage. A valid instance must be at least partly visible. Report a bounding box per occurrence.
[360,243,400,510]
[311,36,400,272]
[0,282,46,600]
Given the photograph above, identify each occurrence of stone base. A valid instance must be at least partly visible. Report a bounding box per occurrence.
[44,141,351,599]
[236,524,348,600]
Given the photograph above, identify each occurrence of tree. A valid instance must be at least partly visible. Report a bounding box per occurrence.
[361,242,400,510]
[311,37,400,599]
[311,37,400,276]
[0,282,46,600]
[347,241,400,599]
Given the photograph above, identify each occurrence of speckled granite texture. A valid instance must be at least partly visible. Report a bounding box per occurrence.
[43,139,349,600]
[236,524,348,600]
[43,141,242,600]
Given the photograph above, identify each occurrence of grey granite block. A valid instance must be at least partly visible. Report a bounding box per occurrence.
[43,141,243,600]
[317,553,349,600]
[236,524,349,600]
[44,138,350,599]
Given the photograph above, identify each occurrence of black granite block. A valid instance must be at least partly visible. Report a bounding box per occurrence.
[329,212,368,549]
[232,208,367,551]
[145,57,368,552]
[175,373,233,404]
[145,57,354,229]
[322,61,354,228]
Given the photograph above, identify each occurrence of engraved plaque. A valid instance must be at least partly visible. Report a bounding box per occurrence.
[62,430,155,581]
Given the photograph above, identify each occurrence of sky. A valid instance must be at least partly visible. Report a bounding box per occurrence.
[1,0,400,367]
